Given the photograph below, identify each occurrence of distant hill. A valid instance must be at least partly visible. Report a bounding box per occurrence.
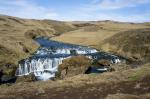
[53,20,149,47]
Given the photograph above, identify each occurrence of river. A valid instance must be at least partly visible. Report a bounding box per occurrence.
[15,37,120,81]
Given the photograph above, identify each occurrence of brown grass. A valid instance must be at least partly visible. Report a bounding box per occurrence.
[0,63,149,99]
[57,56,91,78]
[0,15,75,75]
[52,21,149,48]
[100,28,150,61]
[59,56,91,69]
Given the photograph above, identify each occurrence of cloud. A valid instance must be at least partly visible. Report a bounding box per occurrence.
[94,0,150,9]
[0,0,58,19]
[81,0,150,12]
[72,0,150,22]
[0,0,149,22]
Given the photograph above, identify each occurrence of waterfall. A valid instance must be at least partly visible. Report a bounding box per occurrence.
[15,45,98,81]
[15,37,120,81]
[16,57,66,80]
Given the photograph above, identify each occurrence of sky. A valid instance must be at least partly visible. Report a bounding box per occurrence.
[0,0,150,22]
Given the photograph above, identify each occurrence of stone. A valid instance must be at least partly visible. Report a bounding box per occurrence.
[57,56,91,79]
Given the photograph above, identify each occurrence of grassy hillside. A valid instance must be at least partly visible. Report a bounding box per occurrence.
[0,15,150,99]
[0,63,149,99]
[100,28,150,62]
[0,15,75,75]
[52,21,150,63]
[52,21,149,47]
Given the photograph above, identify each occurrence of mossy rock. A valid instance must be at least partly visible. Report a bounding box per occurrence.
[57,56,91,79]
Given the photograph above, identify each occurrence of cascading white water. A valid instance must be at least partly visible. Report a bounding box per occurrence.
[16,57,68,81]
[36,47,98,55]
[16,44,98,80]
[15,37,120,81]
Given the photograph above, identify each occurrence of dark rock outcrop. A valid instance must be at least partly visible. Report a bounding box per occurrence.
[0,69,4,83]
[16,73,36,82]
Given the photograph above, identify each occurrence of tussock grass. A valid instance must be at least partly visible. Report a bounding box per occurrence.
[101,28,150,62]
[0,63,149,95]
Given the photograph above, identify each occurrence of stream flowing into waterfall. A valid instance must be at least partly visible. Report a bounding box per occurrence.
[15,37,120,81]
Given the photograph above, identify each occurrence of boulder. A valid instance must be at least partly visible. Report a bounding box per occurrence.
[56,56,91,79]
[97,59,112,67]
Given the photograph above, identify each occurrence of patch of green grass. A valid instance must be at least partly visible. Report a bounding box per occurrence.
[128,64,150,81]
[128,75,139,81]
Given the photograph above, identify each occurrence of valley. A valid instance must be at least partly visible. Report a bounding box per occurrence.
[0,15,150,99]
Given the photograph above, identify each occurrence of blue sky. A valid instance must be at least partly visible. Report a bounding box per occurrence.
[0,0,150,22]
